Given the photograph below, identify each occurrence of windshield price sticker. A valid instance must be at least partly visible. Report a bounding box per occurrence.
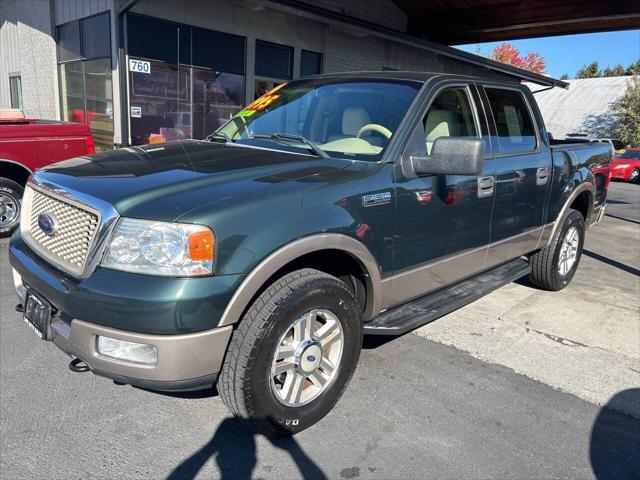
[129,59,150,74]
[236,83,288,117]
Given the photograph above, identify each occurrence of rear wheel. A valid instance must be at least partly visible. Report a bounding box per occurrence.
[0,178,23,238]
[219,268,362,436]
[629,168,639,183]
[529,209,585,291]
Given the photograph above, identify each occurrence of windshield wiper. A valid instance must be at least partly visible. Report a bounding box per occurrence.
[205,131,232,143]
[250,133,329,158]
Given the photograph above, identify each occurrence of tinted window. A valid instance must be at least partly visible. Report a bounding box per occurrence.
[485,88,537,153]
[423,87,478,154]
[300,50,322,77]
[82,13,110,59]
[127,14,178,63]
[619,150,640,159]
[58,21,81,62]
[192,27,245,74]
[255,40,293,79]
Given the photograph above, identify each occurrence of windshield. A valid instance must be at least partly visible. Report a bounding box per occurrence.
[618,150,640,159]
[215,79,421,161]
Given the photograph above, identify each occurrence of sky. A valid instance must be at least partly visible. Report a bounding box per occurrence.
[456,30,640,79]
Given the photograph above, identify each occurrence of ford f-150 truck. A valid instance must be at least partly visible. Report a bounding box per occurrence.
[0,112,95,237]
[9,72,610,435]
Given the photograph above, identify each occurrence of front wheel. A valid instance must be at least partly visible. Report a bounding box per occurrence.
[529,209,585,291]
[628,168,639,184]
[218,268,362,436]
[0,178,23,238]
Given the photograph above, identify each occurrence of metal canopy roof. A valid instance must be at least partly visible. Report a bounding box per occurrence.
[393,0,640,45]
[268,0,569,88]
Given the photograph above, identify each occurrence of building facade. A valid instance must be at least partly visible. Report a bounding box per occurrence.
[0,0,559,150]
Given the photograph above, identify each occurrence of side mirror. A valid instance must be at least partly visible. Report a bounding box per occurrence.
[411,137,485,176]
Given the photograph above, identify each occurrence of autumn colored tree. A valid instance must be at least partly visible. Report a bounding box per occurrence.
[488,42,546,74]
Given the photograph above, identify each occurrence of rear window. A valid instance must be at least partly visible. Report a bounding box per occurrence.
[485,88,537,154]
[619,150,640,159]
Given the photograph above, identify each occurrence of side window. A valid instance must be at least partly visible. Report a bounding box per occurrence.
[485,88,537,153]
[424,87,478,154]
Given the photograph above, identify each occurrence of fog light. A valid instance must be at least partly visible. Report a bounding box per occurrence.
[97,336,158,365]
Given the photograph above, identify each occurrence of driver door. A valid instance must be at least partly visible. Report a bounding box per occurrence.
[389,83,495,307]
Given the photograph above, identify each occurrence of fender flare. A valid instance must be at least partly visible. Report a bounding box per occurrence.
[218,233,382,326]
[541,182,595,249]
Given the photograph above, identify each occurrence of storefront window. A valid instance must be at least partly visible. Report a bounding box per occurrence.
[192,69,245,140]
[57,12,114,150]
[59,62,85,122]
[84,59,113,149]
[127,15,246,144]
[129,61,191,145]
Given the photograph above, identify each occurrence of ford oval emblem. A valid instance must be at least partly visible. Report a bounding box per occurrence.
[37,213,57,236]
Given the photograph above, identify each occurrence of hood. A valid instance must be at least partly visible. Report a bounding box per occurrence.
[37,140,351,221]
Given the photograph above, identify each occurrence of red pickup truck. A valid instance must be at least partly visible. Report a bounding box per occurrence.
[0,112,95,237]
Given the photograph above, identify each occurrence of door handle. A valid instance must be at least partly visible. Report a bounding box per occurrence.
[477,176,495,198]
[536,167,550,185]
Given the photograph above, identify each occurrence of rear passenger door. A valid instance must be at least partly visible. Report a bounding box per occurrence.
[479,85,551,266]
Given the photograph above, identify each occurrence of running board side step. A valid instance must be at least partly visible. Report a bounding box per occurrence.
[364,258,531,336]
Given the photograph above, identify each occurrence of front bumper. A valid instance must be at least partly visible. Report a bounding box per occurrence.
[9,230,243,390]
[14,268,233,391]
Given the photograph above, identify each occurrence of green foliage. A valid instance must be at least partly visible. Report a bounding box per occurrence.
[626,60,640,76]
[612,75,640,146]
[560,73,569,80]
[576,60,639,79]
[576,61,601,79]
[603,64,626,77]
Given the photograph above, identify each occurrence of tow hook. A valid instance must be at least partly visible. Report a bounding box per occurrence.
[69,358,90,373]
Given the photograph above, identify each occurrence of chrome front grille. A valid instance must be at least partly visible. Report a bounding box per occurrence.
[21,186,100,276]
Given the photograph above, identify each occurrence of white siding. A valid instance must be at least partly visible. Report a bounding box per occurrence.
[529,77,630,139]
[0,0,59,119]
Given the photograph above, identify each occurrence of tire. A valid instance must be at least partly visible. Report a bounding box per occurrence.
[219,268,362,436]
[629,168,639,184]
[529,209,585,291]
[0,178,23,239]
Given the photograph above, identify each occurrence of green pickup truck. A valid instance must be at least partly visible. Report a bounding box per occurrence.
[9,72,611,435]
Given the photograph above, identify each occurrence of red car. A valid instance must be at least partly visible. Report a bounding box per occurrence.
[611,148,640,183]
[0,111,95,237]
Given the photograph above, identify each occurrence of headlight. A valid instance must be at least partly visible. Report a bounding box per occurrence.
[101,218,215,276]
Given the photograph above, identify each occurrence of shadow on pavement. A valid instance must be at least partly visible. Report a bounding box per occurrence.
[605,213,640,225]
[590,389,640,480]
[167,417,327,480]
[582,250,640,277]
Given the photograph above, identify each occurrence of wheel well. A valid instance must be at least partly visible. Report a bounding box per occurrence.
[254,249,369,315]
[0,161,31,187]
[570,191,591,220]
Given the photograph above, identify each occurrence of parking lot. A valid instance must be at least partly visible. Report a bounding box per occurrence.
[1,182,638,480]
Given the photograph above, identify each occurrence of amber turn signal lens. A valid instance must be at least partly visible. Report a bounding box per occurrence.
[188,229,215,261]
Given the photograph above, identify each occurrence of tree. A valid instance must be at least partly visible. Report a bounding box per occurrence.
[488,42,546,74]
[603,64,626,77]
[612,75,640,146]
[627,60,640,76]
[560,73,569,80]
[576,61,601,79]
